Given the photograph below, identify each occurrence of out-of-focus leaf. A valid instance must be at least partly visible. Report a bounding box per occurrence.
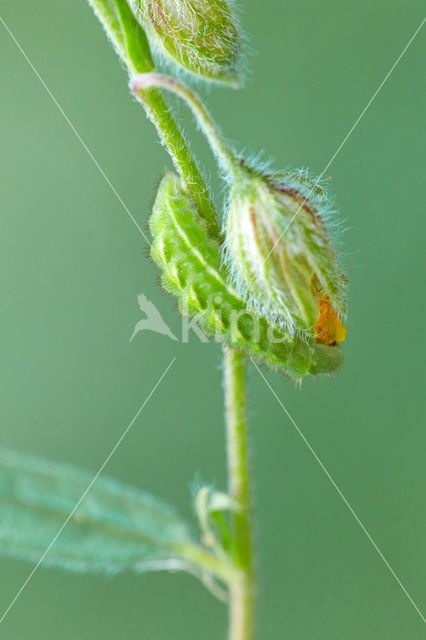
[195,486,235,552]
[0,449,193,576]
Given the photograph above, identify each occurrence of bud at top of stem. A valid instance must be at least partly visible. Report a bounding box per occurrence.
[129,0,242,85]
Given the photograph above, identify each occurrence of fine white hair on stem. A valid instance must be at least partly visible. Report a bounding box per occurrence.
[131,72,238,176]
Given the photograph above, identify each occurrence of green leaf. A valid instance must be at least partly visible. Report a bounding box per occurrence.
[0,449,194,576]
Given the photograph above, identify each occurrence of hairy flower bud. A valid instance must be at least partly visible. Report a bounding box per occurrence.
[224,168,347,341]
[129,0,242,85]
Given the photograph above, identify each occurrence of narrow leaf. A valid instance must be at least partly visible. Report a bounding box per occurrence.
[0,449,192,576]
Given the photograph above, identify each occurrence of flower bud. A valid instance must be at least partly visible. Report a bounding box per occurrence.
[224,168,347,341]
[129,0,242,85]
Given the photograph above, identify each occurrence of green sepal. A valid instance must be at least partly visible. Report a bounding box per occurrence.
[150,174,343,379]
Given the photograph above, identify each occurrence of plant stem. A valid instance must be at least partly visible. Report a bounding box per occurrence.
[131,73,238,177]
[223,347,255,640]
[139,89,220,236]
[89,5,255,635]
[87,0,220,237]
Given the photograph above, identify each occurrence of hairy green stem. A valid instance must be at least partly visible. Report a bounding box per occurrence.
[140,89,220,236]
[224,347,255,640]
[89,3,255,634]
[131,73,238,177]
[87,0,219,237]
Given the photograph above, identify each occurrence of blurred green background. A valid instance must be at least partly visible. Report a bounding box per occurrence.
[0,1,425,638]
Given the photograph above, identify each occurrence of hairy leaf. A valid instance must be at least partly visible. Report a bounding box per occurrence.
[0,449,194,575]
